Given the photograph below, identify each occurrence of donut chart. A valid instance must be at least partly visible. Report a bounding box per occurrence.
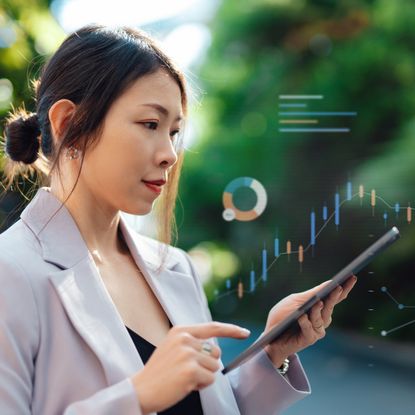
[222,177,268,222]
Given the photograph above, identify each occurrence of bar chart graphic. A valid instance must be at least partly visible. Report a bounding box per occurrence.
[215,180,414,301]
[278,94,357,134]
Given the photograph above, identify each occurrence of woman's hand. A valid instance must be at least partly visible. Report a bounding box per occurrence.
[131,322,250,414]
[263,276,357,368]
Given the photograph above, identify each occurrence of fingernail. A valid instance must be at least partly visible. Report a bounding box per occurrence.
[240,328,251,335]
[319,301,324,309]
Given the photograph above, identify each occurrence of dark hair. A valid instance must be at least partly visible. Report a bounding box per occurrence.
[1,24,188,246]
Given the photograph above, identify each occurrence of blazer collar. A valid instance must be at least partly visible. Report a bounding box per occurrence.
[20,187,180,271]
[21,187,90,268]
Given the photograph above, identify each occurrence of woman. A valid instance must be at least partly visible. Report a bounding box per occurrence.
[0,24,356,414]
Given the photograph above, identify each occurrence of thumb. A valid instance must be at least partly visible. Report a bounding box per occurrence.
[296,280,332,301]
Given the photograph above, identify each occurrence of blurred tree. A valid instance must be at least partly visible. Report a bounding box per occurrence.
[0,0,65,227]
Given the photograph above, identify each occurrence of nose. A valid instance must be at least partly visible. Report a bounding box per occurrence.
[157,135,178,170]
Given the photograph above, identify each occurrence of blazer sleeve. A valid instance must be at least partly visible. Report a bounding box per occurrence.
[178,248,311,415]
[0,255,142,415]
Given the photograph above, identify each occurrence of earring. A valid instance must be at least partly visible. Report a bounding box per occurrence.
[65,146,80,160]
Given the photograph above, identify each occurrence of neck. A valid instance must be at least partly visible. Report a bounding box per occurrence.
[49,180,129,263]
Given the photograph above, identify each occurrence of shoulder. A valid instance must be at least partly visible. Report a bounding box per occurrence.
[0,219,49,309]
[0,218,40,283]
[0,222,41,349]
[0,218,41,262]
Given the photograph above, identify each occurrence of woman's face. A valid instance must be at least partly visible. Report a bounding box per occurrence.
[81,68,183,215]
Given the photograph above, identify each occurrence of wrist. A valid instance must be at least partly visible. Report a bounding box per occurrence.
[131,374,152,415]
[264,344,286,368]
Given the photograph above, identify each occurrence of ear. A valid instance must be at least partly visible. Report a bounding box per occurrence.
[48,99,77,145]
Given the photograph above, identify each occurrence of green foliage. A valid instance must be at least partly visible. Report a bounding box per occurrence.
[0,0,65,224]
[0,0,65,125]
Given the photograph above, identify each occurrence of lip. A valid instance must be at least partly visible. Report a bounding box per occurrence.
[142,179,166,186]
[142,179,166,195]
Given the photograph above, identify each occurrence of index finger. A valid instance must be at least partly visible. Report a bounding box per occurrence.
[176,322,251,340]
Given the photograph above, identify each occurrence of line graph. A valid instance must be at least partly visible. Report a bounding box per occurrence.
[380,287,415,336]
[215,182,414,301]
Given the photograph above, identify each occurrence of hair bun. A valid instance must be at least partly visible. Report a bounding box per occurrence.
[4,112,41,164]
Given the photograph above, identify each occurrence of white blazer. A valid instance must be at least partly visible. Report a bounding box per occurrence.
[0,187,310,414]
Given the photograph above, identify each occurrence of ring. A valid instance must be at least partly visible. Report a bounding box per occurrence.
[201,341,213,355]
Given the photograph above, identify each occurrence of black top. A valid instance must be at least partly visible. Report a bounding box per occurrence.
[126,326,204,415]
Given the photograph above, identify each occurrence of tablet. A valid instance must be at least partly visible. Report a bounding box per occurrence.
[222,226,400,374]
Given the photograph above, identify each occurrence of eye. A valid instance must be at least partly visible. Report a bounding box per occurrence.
[141,121,158,130]
[170,129,180,140]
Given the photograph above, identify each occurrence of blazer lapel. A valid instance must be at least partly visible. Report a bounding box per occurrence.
[119,218,241,415]
[21,188,143,385]
[48,257,144,384]
[119,217,209,327]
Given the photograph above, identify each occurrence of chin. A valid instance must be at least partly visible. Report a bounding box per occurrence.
[121,202,154,216]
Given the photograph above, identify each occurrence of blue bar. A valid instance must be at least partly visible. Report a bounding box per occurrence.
[262,248,267,283]
[310,211,316,246]
[335,193,340,226]
[395,203,400,213]
[347,181,352,200]
[226,279,231,289]
[323,205,328,221]
[383,212,388,221]
[279,112,357,116]
[278,103,307,108]
[279,95,323,100]
[279,128,350,133]
[274,238,280,257]
[250,270,255,293]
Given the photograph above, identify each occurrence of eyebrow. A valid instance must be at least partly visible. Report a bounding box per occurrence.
[139,103,183,121]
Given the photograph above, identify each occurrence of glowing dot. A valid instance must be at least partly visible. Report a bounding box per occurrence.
[222,208,235,221]
[309,33,332,56]
[380,286,387,292]
[398,304,404,310]
[380,330,387,336]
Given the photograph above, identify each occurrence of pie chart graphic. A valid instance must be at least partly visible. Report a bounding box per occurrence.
[222,177,268,222]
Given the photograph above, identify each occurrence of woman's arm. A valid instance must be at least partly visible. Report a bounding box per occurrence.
[179,248,312,414]
[0,257,39,415]
[0,254,143,415]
